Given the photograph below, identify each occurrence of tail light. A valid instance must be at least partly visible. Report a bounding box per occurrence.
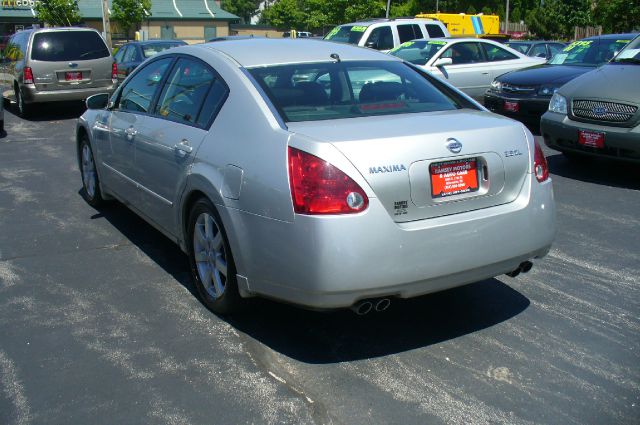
[533,140,549,182]
[111,62,118,83]
[23,67,34,85]
[288,146,369,215]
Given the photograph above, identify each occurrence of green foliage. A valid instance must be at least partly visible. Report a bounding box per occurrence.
[525,0,592,39]
[594,0,640,33]
[466,5,476,15]
[262,0,386,32]
[221,0,261,23]
[112,0,152,36]
[34,0,81,26]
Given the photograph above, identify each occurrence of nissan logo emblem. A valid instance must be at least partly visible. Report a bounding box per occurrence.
[446,138,462,154]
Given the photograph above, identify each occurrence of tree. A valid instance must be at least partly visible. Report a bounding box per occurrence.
[34,0,81,26]
[261,0,304,30]
[594,0,640,33]
[525,0,593,39]
[112,0,152,39]
[221,0,261,24]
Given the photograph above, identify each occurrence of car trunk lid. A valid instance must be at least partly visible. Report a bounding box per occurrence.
[287,110,531,222]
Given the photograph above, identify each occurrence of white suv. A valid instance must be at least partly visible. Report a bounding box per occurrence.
[324,18,450,52]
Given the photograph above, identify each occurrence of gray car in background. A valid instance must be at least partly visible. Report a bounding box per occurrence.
[541,34,640,163]
[0,27,116,117]
[77,39,556,314]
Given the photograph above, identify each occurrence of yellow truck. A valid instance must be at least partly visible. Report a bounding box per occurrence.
[416,13,503,38]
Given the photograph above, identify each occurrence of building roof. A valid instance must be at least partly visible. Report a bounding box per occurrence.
[0,0,239,21]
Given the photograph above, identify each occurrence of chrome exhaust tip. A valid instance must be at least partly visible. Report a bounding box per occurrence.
[374,298,391,312]
[351,300,373,315]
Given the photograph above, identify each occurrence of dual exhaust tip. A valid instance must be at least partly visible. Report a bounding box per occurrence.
[506,260,533,278]
[350,298,391,315]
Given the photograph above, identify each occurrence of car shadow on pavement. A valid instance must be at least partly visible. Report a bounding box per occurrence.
[92,196,531,364]
[227,280,529,364]
[7,100,87,121]
[547,152,640,190]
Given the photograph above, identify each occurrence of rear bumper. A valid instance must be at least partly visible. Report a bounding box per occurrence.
[21,83,115,104]
[541,111,640,163]
[227,174,556,309]
[484,92,550,126]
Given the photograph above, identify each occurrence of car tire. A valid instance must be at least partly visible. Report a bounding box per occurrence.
[79,136,105,207]
[187,198,242,315]
[14,85,30,118]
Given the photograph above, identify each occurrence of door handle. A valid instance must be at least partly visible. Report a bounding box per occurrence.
[124,126,137,141]
[175,139,193,156]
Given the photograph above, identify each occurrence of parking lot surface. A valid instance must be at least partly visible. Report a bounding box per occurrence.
[0,102,638,424]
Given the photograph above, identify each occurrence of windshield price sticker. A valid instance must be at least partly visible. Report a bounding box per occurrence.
[430,158,479,198]
[563,40,592,52]
[350,25,368,32]
[326,27,339,38]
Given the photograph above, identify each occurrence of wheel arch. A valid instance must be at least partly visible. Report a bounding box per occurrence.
[179,175,247,280]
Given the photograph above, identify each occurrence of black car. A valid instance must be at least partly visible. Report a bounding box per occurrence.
[113,40,187,83]
[485,33,637,127]
[505,40,566,60]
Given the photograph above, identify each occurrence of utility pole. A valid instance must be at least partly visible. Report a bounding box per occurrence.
[101,0,112,50]
[385,0,391,18]
[505,0,510,36]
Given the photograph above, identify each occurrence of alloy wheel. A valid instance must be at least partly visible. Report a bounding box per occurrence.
[193,212,228,299]
[81,143,97,199]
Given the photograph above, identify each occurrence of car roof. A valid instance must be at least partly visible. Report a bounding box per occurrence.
[339,18,437,26]
[584,32,638,40]
[189,38,398,68]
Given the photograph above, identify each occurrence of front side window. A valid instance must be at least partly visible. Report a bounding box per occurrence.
[118,57,173,113]
[530,44,548,58]
[441,42,485,64]
[365,26,394,51]
[113,46,127,64]
[31,31,109,61]
[390,40,448,65]
[483,44,518,61]
[505,43,530,54]
[248,60,467,123]
[155,58,219,126]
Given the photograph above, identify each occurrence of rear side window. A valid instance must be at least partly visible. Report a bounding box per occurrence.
[425,24,445,38]
[31,31,110,61]
[397,24,422,43]
[482,44,518,61]
[118,57,173,113]
[155,58,225,127]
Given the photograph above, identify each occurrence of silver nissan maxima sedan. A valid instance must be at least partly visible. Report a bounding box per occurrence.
[76,39,556,314]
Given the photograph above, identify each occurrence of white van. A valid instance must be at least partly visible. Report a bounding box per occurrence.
[324,18,450,52]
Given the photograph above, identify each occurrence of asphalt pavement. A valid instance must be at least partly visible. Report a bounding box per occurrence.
[0,101,638,425]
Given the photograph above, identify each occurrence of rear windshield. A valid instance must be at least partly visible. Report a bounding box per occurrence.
[248,60,464,123]
[142,42,183,58]
[548,38,632,66]
[389,40,448,65]
[324,25,368,44]
[31,31,109,61]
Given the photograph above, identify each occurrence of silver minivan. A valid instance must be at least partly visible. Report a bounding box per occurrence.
[0,27,116,117]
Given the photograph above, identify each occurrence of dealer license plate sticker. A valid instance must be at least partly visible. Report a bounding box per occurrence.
[430,158,479,198]
[578,130,605,148]
[504,101,519,112]
[65,71,82,81]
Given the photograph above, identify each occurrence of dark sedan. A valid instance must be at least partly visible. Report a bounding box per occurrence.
[505,40,566,60]
[113,40,187,82]
[485,33,637,127]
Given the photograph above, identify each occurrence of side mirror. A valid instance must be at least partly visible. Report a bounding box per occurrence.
[86,93,110,110]
[365,40,379,50]
[433,57,453,67]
